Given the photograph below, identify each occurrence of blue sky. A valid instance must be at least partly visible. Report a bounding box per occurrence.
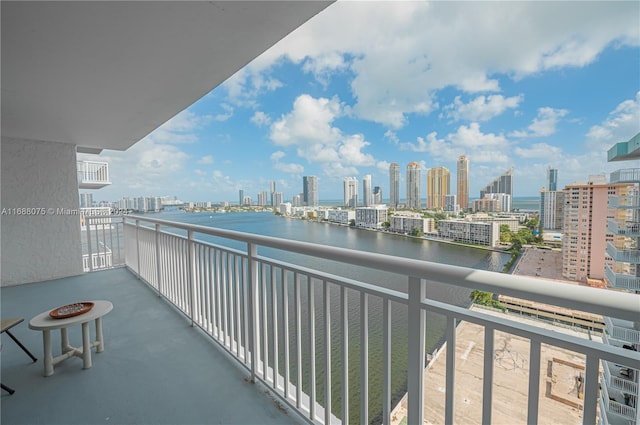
[83,1,640,204]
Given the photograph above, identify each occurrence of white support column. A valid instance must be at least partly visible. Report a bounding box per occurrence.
[407,277,426,425]
[188,230,196,326]
[155,223,162,296]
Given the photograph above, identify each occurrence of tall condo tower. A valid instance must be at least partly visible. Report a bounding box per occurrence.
[480,168,513,199]
[362,174,372,207]
[238,189,244,206]
[457,155,469,210]
[427,166,450,210]
[303,176,318,207]
[343,177,358,207]
[547,166,558,191]
[270,180,277,206]
[389,162,400,208]
[406,162,421,210]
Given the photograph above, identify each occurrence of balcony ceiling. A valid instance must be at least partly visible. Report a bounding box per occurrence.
[1,1,332,152]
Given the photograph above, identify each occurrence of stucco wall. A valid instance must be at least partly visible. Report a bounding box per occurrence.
[1,137,83,285]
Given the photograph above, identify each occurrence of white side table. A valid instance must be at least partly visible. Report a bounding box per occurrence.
[29,300,113,377]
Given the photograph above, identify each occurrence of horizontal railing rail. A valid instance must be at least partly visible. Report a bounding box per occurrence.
[122,215,640,425]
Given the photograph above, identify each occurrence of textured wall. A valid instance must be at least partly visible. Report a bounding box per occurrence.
[1,137,83,285]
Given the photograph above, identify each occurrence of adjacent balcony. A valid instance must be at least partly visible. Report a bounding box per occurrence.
[3,214,640,425]
[605,263,640,292]
[606,242,640,265]
[599,376,637,422]
[604,316,640,344]
[608,134,640,162]
[609,193,640,209]
[77,160,111,189]
[602,358,638,395]
[607,220,640,237]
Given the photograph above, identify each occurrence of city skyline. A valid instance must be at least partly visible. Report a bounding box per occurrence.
[78,1,640,203]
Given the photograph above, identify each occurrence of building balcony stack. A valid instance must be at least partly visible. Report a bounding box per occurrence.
[602,132,640,425]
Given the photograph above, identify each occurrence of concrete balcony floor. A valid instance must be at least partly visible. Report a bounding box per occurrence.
[1,268,302,425]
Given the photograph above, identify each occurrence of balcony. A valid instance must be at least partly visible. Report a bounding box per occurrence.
[4,214,640,425]
[606,242,640,265]
[599,376,637,422]
[605,263,640,292]
[77,160,111,189]
[1,268,303,425]
[602,359,638,395]
[608,134,640,162]
[604,316,640,344]
[607,220,640,237]
[609,193,640,209]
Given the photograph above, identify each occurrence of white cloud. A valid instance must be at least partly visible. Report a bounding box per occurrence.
[270,151,286,161]
[197,155,214,165]
[270,94,379,176]
[251,111,272,127]
[514,143,563,159]
[511,107,569,138]
[444,94,523,122]
[401,123,510,164]
[585,91,640,151]
[274,161,304,174]
[234,1,638,129]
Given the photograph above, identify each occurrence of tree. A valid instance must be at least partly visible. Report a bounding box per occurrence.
[410,227,424,237]
[382,221,391,230]
[349,219,356,227]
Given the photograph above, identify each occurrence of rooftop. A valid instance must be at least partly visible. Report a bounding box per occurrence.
[1,268,302,425]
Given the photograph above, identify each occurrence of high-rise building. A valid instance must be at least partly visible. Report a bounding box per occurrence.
[484,193,511,212]
[457,155,469,210]
[561,175,629,282]
[444,194,459,215]
[373,186,382,204]
[389,163,400,208]
[406,162,421,210]
[273,191,283,207]
[480,168,513,200]
[601,132,640,425]
[540,189,565,230]
[303,176,318,207]
[363,174,372,207]
[344,177,358,207]
[238,189,244,206]
[547,167,558,191]
[427,166,450,210]
[257,191,268,206]
[270,181,277,206]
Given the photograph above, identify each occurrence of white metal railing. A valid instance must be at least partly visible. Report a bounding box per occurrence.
[81,213,125,272]
[599,376,637,420]
[602,360,638,395]
[609,168,640,184]
[608,193,640,209]
[121,215,640,425]
[604,316,640,344]
[77,160,111,187]
[606,242,640,265]
[605,263,640,291]
[607,220,640,237]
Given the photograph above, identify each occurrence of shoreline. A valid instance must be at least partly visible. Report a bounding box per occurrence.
[281,214,510,253]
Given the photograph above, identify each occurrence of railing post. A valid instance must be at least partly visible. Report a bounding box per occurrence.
[407,276,426,425]
[155,223,162,297]
[247,243,259,383]
[135,219,141,276]
[85,215,93,272]
[188,230,196,327]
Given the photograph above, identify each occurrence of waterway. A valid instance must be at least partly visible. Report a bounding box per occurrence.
[152,210,511,424]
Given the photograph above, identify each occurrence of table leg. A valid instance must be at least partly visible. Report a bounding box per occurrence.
[60,327,70,353]
[42,330,54,377]
[81,322,91,369]
[95,317,104,353]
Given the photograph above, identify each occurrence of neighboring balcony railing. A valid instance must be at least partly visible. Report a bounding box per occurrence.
[602,359,638,395]
[606,242,640,265]
[81,212,125,272]
[599,376,637,421]
[608,193,640,209]
[609,168,640,184]
[605,263,640,292]
[607,220,640,237]
[77,160,111,189]
[120,215,640,425]
[604,316,640,344]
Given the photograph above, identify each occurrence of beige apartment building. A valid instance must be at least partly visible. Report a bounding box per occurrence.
[561,175,630,283]
[427,166,450,210]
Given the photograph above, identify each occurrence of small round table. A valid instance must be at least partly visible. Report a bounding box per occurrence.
[29,300,113,377]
